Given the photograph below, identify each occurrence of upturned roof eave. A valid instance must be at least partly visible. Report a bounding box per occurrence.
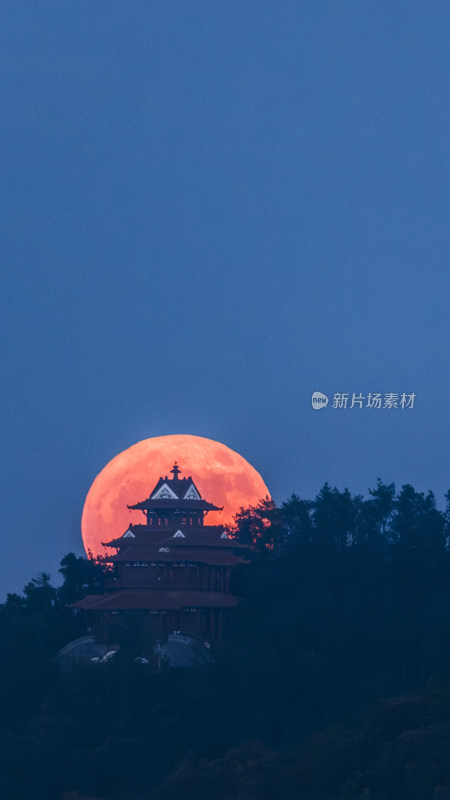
[104,550,249,566]
[69,589,241,611]
[127,499,223,511]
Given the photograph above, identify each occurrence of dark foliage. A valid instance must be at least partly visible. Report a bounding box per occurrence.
[1,481,450,800]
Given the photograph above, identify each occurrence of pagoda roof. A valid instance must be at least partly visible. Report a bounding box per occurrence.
[103,524,246,550]
[127,463,222,512]
[71,590,240,611]
[149,472,197,498]
[128,498,221,511]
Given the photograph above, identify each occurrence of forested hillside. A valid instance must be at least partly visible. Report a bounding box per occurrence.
[1,481,450,800]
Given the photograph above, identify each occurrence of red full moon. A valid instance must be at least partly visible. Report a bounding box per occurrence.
[81,434,270,557]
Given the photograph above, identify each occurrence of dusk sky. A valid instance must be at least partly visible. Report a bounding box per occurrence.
[1,1,449,597]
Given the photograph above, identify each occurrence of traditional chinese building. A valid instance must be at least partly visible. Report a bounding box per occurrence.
[73,463,249,649]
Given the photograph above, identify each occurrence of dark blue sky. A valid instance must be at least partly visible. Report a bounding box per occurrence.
[1,1,449,596]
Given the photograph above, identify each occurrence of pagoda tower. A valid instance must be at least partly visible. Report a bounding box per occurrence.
[74,463,249,648]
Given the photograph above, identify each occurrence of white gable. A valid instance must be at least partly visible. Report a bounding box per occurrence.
[123,529,136,538]
[173,530,186,538]
[220,532,229,539]
[152,482,178,500]
[183,483,201,500]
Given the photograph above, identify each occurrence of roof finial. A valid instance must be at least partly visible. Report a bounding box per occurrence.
[171,461,181,480]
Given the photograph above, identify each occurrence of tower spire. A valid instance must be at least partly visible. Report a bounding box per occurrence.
[170,461,181,480]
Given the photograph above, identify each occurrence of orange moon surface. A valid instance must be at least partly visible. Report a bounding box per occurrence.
[81,434,270,557]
